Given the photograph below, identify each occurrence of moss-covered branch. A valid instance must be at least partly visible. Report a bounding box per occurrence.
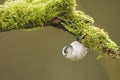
[60,11,119,59]
[0,0,119,59]
[0,0,75,31]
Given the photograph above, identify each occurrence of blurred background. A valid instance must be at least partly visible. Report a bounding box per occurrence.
[0,0,120,80]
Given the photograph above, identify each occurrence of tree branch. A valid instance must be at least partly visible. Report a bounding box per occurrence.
[0,0,119,59]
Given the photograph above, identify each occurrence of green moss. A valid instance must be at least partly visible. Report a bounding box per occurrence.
[0,0,119,59]
[60,11,119,58]
[0,0,75,31]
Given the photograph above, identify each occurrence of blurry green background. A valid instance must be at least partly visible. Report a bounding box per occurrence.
[0,0,120,80]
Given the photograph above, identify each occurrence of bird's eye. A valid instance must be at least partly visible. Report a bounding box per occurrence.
[62,45,73,56]
[64,45,73,53]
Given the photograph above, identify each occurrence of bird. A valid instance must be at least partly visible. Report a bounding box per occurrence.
[62,41,87,61]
